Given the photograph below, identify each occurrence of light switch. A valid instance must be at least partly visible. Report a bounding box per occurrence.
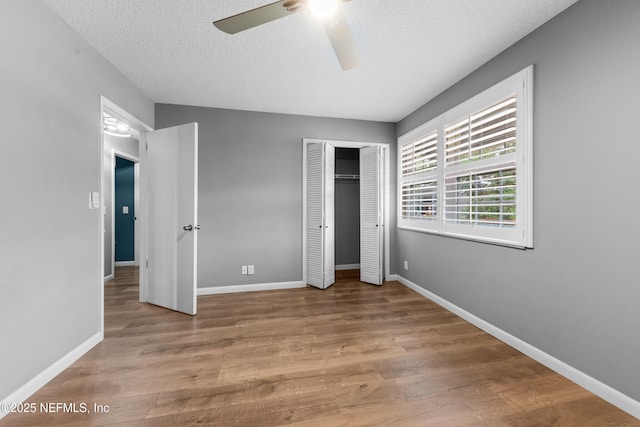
[89,191,100,209]
[123,206,129,214]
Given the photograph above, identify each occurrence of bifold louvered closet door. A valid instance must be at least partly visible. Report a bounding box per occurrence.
[306,142,335,289]
[360,146,383,285]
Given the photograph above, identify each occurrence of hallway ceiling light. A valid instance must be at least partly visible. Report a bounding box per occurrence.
[116,122,130,132]
[103,113,132,138]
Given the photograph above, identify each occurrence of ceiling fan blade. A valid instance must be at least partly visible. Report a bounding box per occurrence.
[323,10,361,70]
[213,0,303,34]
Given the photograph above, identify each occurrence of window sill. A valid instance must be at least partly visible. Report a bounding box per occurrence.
[397,225,532,250]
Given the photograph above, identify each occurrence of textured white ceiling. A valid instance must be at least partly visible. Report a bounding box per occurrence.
[43,0,578,122]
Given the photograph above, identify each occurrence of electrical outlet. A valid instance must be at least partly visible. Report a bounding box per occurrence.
[241,265,248,275]
[248,265,254,275]
[404,260,409,270]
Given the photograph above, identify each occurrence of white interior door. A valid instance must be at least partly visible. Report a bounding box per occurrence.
[306,142,335,289]
[145,123,198,315]
[360,146,383,285]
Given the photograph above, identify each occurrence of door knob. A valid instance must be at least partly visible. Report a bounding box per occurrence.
[183,225,193,231]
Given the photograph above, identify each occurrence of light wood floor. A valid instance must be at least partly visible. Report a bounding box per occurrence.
[3,267,638,426]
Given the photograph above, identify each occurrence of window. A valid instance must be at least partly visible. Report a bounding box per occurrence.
[398,66,533,248]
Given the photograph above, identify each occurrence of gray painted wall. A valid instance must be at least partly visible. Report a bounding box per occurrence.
[155,104,397,287]
[335,148,360,266]
[397,0,640,401]
[0,0,153,402]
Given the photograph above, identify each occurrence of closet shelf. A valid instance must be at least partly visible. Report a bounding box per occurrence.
[335,174,360,183]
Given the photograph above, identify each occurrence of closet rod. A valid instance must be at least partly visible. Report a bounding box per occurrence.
[334,174,359,180]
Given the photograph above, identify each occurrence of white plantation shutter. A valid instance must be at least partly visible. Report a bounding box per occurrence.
[398,66,533,248]
[401,131,437,175]
[444,95,519,231]
[398,127,439,232]
[401,179,437,220]
[445,97,517,166]
[444,163,516,227]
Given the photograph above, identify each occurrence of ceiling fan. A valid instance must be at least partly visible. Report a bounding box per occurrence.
[212,0,361,70]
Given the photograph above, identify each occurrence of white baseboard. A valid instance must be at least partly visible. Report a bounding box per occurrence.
[396,275,640,421]
[0,332,103,420]
[387,274,399,281]
[114,261,135,266]
[103,274,113,282]
[336,264,360,270]
[198,281,306,295]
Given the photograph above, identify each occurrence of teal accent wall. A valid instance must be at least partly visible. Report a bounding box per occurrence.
[114,156,135,261]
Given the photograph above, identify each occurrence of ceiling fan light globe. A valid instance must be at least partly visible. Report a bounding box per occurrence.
[308,0,339,19]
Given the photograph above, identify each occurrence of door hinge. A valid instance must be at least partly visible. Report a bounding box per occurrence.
[146,260,149,268]
[146,142,149,151]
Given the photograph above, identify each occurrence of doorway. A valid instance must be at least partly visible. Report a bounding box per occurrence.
[102,116,142,280]
[101,97,200,326]
[302,138,391,288]
[100,97,152,333]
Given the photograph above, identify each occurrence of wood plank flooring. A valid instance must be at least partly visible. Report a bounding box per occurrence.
[2,267,638,426]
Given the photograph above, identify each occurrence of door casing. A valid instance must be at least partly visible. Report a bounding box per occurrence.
[100,96,153,335]
[112,150,140,269]
[302,138,391,285]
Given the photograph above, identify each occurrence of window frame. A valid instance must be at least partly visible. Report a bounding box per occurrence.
[397,66,533,249]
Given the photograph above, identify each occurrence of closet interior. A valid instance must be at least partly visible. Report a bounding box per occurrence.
[334,148,360,273]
